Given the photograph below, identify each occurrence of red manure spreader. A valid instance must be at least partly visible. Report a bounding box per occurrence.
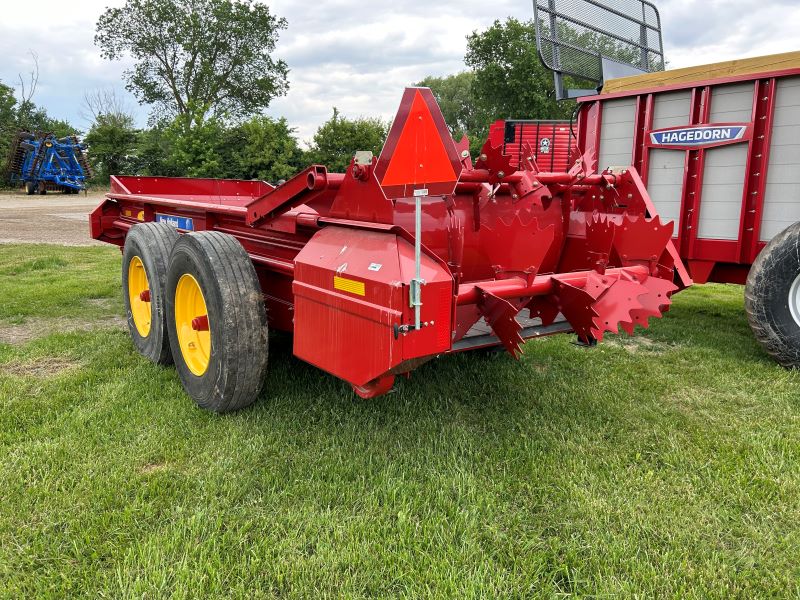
[91,88,687,411]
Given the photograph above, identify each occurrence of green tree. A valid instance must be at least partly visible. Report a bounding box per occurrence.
[0,81,15,130]
[84,113,139,182]
[0,81,17,172]
[14,101,77,137]
[416,71,492,155]
[225,116,303,182]
[307,108,388,173]
[416,72,490,134]
[465,18,573,121]
[128,115,302,181]
[95,0,289,128]
[163,116,228,177]
[130,124,178,177]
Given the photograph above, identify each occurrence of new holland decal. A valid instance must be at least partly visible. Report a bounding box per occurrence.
[155,213,194,231]
[649,125,747,148]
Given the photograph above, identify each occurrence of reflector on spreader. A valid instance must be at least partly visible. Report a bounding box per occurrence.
[375,87,463,198]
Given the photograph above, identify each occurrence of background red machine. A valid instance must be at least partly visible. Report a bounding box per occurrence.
[575,52,800,286]
[532,0,800,368]
[487,119,574,173]
[91,88,685,411]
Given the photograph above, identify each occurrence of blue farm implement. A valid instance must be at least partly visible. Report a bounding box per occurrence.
[5,132,92,194]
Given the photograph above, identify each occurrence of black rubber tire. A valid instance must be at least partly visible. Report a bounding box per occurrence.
[25,182,35,195]
[166,232,268,413]
[745,221,800,367]
[122,222,180,364]
[37,182,47,195]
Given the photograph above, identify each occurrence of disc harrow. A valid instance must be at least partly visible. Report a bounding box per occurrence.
[5,131,90,193]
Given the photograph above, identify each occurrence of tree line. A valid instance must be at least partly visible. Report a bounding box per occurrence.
[2,0,572,187]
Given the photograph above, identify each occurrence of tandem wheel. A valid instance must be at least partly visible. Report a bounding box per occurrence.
[122,222,180,364]
[166,231,269,413]
[746,220,800,367]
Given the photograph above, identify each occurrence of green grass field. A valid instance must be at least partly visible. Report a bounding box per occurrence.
[0,243,798,598]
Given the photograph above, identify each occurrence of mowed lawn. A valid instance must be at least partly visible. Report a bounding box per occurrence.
[0,243,798,599]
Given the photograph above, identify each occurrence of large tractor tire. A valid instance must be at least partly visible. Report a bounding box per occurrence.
[745,221,800,367]
[122,223,180,364]
[37,182,47,195]
[25,182,35,195]
[166,231,268,413]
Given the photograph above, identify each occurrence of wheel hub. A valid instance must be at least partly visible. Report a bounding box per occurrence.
[175,274,211,376]
[788,273,800,327]
[128,256,152,337]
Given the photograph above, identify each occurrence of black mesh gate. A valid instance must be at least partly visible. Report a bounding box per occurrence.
[533,0,665,97]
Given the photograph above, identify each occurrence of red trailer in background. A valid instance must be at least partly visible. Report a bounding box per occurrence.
[576,52,800,286]
[487,119,574,173]
[573,51,800,366]
[531,0,800,367]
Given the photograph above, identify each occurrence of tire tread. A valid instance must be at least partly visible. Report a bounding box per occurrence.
[167,231,268,412]
[122,222,179,364]
[745,221,800,367]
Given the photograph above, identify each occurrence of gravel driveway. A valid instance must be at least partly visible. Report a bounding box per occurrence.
[0,191,108,245]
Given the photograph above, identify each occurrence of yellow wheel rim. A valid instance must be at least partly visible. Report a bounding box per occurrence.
[128,255,151,337]
[175,273,211,376]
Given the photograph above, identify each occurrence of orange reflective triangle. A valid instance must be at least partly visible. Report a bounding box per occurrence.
[380,90,457,187]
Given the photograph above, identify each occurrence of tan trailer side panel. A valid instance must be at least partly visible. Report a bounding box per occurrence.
[761,76,800,241]
[646,91,691,227]
[697,83,753,241]
[597,98,636,170]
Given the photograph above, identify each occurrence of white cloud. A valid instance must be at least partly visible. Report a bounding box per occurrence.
[659,0,800,68]
[1,0,798,142]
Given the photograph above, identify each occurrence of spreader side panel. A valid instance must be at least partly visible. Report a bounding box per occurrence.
[292,226,453,387]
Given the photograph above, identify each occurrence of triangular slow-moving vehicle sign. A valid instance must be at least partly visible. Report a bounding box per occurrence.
[375,87,463,198]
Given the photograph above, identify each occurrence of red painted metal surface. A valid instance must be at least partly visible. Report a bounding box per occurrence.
[577,66,800,285]
[293,226,453,387]
[631,94,653,182]
[681,86,708,264]
[92,87,685,397]
[488,119,574,173]
[739,78,776,265]
[111,175,274,206]
[578,101,602,176]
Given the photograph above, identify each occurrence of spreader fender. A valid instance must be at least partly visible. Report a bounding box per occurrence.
[292,225,454,389]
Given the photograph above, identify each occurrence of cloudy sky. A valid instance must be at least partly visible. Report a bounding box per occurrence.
[1,0,799,144]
